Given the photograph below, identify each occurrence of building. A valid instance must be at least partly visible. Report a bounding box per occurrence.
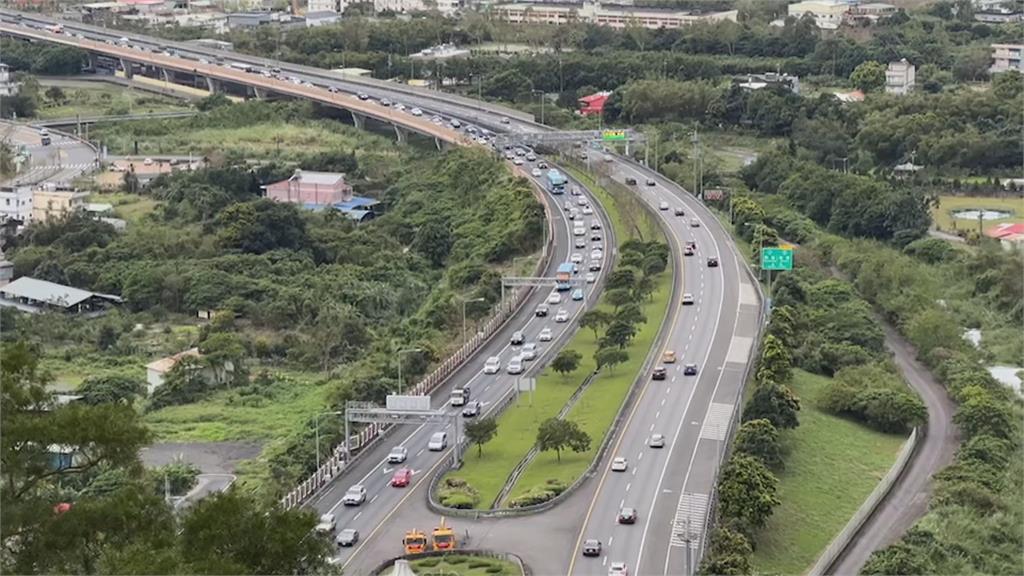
[885,59,915,95]
[833,88,865,102]
[847,2,897,22]
[984,222,1024,251]
[304,9,341,25]
[990,43,1024,73]
[32,185,88,223]
[494,1,738,30]
[307,0,338,12]
[974,0,1023,23]
[225,11,301,29]
[787,0,851,29]
[145,348,201,394]
[411,44,471,60]
[578,91,611,116]
[0,62,20,96]
[734,72,801,94]
[0,259,13,286]
[0,276,123,315]
[0,185,34,225]
[263,170,354,205]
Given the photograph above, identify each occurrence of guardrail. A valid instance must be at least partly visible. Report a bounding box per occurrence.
[35,111,199,127]
[808,427,921,576]
[426,157,678,518]
[280,159,558,510]
[368,550,532,576]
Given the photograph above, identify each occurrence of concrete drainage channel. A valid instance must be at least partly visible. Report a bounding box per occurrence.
[426,164,682,518]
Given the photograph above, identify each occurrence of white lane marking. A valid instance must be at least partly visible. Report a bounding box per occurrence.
[620,499,625,508]
[370,494,379,504]
[609,537,614,546]
[416,448,425,457]
[603,557,608,567]
[655,411,661,419]
[626,483,631,492]
[661,398,666,406]
[353,512,362,521]
[650,424,655,432]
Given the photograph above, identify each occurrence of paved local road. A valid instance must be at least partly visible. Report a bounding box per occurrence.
[1,120,98,186]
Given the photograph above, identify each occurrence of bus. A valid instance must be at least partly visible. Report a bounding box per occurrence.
[546,169,567,195]
[555,262,575,291]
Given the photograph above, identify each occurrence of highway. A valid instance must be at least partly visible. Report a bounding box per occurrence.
[0,13,762,574]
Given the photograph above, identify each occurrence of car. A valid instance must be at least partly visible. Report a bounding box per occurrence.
[506,356,524,374]
[358,93,370,100]
[341,485,366,506]
[513,157,525,165]
[663,350,677,363]
[586,272,597,284]
[625,177,637,185]
[315,513,337,534]
[574,237,587,249]
[511,330,525,345]
[462,401,481,417]
[603,154,614,162]
[564,200,574,210]
[467,126,478,134]
[539,327,553,341]
[582,205,594,215]
[589,260,602,272]
[690,218,700,227]
[483,356,501,375]
[618,507,638,524]
[569,208,580,221]
[526,153,537,162]
[450,119,462,128]
[659,201,669,211]
[609,562,629,576]
[682,293,695,305]
[429,431,448,451]
[684,363,699,375]
[649,433,666,448]
[327,85,339,93]
[535,304,549,317]
[583,539,602,556]
[555,309,570,323]
[378,98,392,106]
[611,457,628,472]
[395,103,407,112]
[707,256,719,267]
[652,366,667,380]
[571,253,583,264]
[538,161,549,169]
[590,219,602,230]
[591,232,603,242]
[571,186,582,196]
[685,240,697,250]
[577,197,588,207]
[410,107,423,116]
[684,246,695,256]
[515,148,526,157]
[674,207,686,216]
[501,116,511,124]
[336,528,359,547]
[548,292,562,305]
[431,115,443,124]
[590,248,604,260]
[645,178,656,186]
[531,168,542,177]
[388,446,408,463]
[572,289,585,301]
[391,467,413,487]
[574,226,586,237]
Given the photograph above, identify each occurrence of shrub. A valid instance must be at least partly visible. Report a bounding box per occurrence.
[415,558,440,568]
[485,566,504,574]
[437,476,481,509]
[468,560,491,569]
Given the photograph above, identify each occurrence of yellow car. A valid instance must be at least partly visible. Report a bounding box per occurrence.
[662,350,677,363]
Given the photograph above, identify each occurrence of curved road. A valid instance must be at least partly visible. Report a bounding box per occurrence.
[1,120,98,186]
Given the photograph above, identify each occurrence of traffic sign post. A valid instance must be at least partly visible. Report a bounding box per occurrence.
[759,247,793,307]
[601,129,626,142]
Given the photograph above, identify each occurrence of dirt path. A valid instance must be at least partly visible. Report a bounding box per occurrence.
[140,441,263,475]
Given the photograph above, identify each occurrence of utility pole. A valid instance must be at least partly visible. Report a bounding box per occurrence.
[691,128,701,199]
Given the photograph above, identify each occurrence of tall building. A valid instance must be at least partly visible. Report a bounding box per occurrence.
[0,62,20,97]
[990,43,1024,73]
[885,59,915,95]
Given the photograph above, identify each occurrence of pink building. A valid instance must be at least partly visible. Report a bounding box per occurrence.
[263,170,353,206]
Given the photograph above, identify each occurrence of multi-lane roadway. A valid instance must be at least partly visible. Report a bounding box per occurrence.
[0,120,98,186]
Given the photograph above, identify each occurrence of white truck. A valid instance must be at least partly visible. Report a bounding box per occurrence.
[449,385,470,407]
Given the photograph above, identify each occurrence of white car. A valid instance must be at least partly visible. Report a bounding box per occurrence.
[590,219,602,230]
[548,292,562,305]
[564,200,574,211]
[483,356,501,374]
[583,205,594,215]
[315,513,336,534]
[506,356,524,374]
[410,107,423,116]
[585,272,597,284]
[513,158,524,166]
[342,485,366,506]
[659,201,669,211]
[590,249,603,260]
[609,562,629,576]
[690,218,701,227]
[388,446,408,463]
[532,168,542,177]
[571,253,583,264]
[539,327,553,341]
[576,197,588,207]
[682,293,695,305]
[574,238,587,249]
[395,103,406,111]
[611,457,628,472]
[574,226,586,237]
[555,309,570,323]
[521,343,538,361]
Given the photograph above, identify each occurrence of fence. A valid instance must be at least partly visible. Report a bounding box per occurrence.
[807,427,921,576]
[280,164,557,510]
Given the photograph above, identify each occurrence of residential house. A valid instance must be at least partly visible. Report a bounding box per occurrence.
[263,170,354,206]
[990,43,1024,73]
[0,185,34,225]
[885,59,915,95]
[0,276,123,315]
[145,348,201,394]
[304,10,341,26]
[974,0,1023,23]
[847,2,897,23]
[734,72,801,94]
[786,0,851,29]
[0,62,20,96]
[31,184,88,223]
[985,222,1024,250]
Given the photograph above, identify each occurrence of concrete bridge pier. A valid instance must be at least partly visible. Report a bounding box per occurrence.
[393,124,408,145]
[119,59,134,79]
[251,86,268,100]
[160,67,173,83]
[205,77,222,94]
[351,112,366,130]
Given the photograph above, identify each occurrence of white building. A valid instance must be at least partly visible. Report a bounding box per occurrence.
[787,0,851,29]
[885,59,915,95]
[495,1,738,29]
[0,186,33,224]
[990,43,1024,73]
[334,0,460,15]
[307,0,337,11]
[145,348,202,395]
[0,63,20,97]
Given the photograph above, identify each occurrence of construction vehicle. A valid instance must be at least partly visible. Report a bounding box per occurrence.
[403,529,427,554]
[431,517,456,551]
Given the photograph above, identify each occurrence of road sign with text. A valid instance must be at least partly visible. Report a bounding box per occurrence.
[761,247,793,270]
[601,130,627,141]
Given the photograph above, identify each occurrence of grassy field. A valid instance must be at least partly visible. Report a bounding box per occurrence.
[931,194,1024,233]
[443,165,669,508]
[88,191,160,224]
[34,85,189,120]
[751,370,908,574]
[397,555,522,576]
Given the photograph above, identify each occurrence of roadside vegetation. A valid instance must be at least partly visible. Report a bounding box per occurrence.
[32,83,190,120]
[403,554,522,576]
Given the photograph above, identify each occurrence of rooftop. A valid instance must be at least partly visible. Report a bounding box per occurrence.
[0,277,122,308]
[146,347,201,374]
[290,170,347,186]
[985,222,1024,239]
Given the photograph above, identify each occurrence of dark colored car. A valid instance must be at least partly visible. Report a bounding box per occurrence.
[582,539,602,556]
[652,366,667,380]
[535,304,549,317]
[462,401,480,418]
[684,363,698,376]
[336,528,359,547]
[674,207,685,216]
[618,507,638,524]
[625,177,637,185]
[707,256,719,267]
[684,246,695,256]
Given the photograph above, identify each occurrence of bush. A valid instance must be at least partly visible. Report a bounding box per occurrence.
[415,558,440,568]
[468,560,491,569]
[437,477,481,509]
[485,566,504,574]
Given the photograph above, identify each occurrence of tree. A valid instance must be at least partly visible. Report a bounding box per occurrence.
[699,527,754,575]
[733,418,783,469]
[744,381,801,429]
[604,287,634,310]
[551,349,582,376]
[536,418,591,462]
[850,61,886,92]
[717,454,781,535]
[579,309,612,339]
[862,542,934,575]
[594,347,628,373]
[413,219,453,267]
[602,320,637,349]
[465,417,498,458]
[954,389,1016,441]
[755,334,792,385]
[77,375,145,406]
[766,305,796,348]
[44,86,65,104]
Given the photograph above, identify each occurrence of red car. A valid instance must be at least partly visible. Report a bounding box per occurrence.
[391,468,412,488]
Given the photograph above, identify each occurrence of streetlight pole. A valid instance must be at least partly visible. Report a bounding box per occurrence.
[459,297,486,345]
[314,410,343,472]
[396,347,423,395]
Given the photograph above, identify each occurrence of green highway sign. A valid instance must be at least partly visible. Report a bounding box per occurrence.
[761,247,793,270]
[601,129,627,141]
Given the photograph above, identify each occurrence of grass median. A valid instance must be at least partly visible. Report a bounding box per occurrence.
[441,165,671,509]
